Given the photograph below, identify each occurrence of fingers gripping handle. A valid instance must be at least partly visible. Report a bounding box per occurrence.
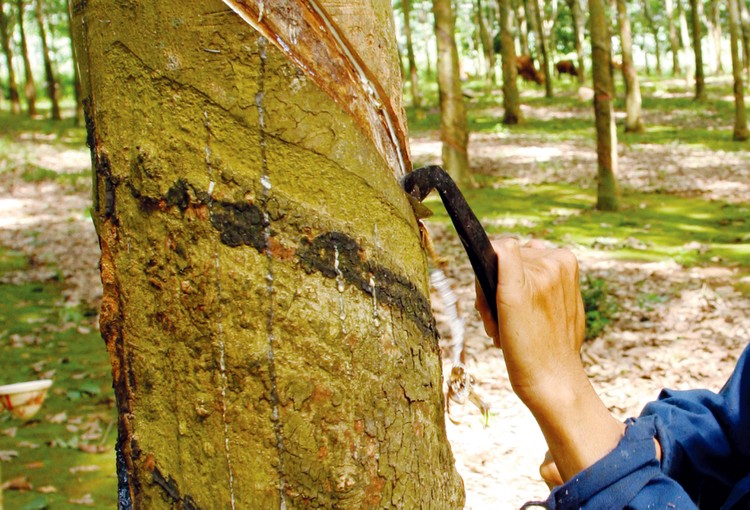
[401,166,499,324]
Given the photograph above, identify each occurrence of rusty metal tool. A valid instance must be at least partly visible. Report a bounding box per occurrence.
[401,165,499,328]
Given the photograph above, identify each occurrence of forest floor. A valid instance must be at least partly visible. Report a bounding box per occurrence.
[0,76,749,508]
[412,77,750,508]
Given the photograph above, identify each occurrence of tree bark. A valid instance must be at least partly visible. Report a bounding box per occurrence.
[666,0,682,74]
[590,0,620,210]
[499,0,522,123]
[15,0,35,115]
[739,0,750,77]
[616,0,643,131]
[641,0,662,75]
[433,0,472,184]
[707,0,724,74]
[34,0,59,120]
[529,0,553,96]
[65,0,82,125]
[678,0,693,81]
[70,0,466,507]
[567,0,587,82]
[476,0,497,86]
[689,0,706,99]
[515,0,530,55]
[728,0,749,139]
[0,0,20,114]
[403,0,422,110]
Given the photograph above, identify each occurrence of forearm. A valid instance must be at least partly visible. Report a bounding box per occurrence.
[523,365,626,481]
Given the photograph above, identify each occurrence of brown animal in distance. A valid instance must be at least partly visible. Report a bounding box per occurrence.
[516,55,545,85]
[555,60,578,78]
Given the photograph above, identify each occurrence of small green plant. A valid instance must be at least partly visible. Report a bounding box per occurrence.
[581,275,618,340]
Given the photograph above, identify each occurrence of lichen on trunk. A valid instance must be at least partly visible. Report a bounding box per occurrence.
[71,0,464,508]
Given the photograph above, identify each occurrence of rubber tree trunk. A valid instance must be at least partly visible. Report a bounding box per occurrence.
[515,0,530,55]
[529,0,554,96]
[498,0,522,123]
[69,0,466,507]
[689,0,706,99]
[568,0,587,83]
[65,0,82,125]
[678,0,693,81]
[667,0,682,74]
[0,1,20,114]
[476,0,496,86]
[616,0,643,131]
[34,0,59,120]
[433,0,472,185]
[15,0,35,116]
[728,0,749,139]
[641,0,662,75]
[740,0,750,77]
[403,0,422,110]
[707,0,724,74]
[590,0,620,210]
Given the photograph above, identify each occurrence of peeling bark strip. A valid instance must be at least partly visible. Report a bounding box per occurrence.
[221,0,410,178]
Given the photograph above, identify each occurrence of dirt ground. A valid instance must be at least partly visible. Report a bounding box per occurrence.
[2,103,750,508]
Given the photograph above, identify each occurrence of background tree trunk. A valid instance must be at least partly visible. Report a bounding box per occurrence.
[433,0,472,184]
[590,0,620,210]
[616,0,643,131]
[515,0,530,55]
[689,0,706,99]
[34,0,59,120]
[707,0,724,74]
[667,0,682,74]
[476,0,496,86]
[739,0,750,77]
[0,0,20,114]
[640,0,662,75]
[499,0,522,123]
[678,0,693,81]
[65,0,82,125]
[15,0,35,116]
[728,0,749,139]
[70,0,466,507]
[403,0,422,110]
[529,0,554,96]
[568,0,587,82]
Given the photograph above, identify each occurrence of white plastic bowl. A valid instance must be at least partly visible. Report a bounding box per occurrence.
[0,379,53,420]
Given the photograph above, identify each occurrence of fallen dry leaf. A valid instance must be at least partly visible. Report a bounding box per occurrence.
[47,411,67,423]
[78,443,108,454]
[0,449,19,461]
[25,461,45,469]
[3,476,32,491]
[70,493,95,506]
[1,427,17,437]
[69,465,101,474]
[37,485,58,493]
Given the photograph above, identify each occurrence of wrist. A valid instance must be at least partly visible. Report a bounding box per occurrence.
[520,368,626,481]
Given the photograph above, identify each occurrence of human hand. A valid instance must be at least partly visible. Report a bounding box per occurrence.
[476,238,626,482]
[474,238,586,407]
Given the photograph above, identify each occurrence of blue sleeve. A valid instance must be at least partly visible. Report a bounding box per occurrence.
[536,342,750,510]
[640,342,750,506]
[542,416,696,509]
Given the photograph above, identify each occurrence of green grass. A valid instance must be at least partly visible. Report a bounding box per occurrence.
[424,180,750,268]
[0,249,117,509]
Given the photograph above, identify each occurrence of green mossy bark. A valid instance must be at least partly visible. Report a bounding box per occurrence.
[71,0,464,508]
